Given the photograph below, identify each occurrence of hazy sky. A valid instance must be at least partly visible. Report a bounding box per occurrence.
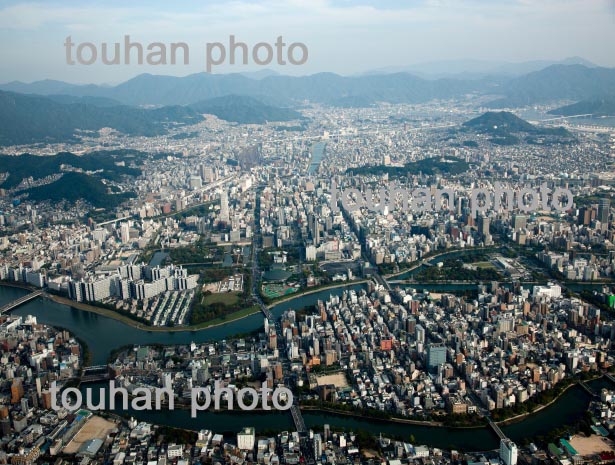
[0,0,614,84]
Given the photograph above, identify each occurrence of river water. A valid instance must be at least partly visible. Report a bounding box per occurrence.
[308,142,326,174]
[0,283,606,450]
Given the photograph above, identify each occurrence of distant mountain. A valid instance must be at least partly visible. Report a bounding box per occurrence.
[189,95,302,123]
[463,111,537,133]
[549,96,615,117]
[0,91,202,145]
[0,72,483,106]
[44,94,123,107]
[25,172,135,208]
[2,62,613,109]
[329,95,375,108]
[490,65,615,107]
[463,111,573,145]
[237,69,281,80]
[364,57,596,79]
[0,79,100,96]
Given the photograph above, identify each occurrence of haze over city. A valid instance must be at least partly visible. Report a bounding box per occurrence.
[1,0,614,83]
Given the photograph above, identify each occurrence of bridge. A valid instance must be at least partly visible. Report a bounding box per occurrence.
[290,404,307,434]
[259,302,272,320]
[605,373,615,385]
[487,417,507,441]
[80,365,111,383]
[0,290,43,314]
[579,381,598,397]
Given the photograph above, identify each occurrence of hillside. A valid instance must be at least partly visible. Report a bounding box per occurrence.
[0,150,143,189]
[0,91,202,145]
[462,112,573,144]
[490,65,615,106]
[189,95,302,123]
[464,111,537,133]
[24,172,135,208]
[549,97,615,117]
[346,156,470,177]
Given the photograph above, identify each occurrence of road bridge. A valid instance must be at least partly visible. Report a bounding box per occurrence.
[0,290,43,314]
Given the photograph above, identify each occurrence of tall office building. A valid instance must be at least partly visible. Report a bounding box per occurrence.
[313,434,323,457]
[415,324,426,344]
[200,165,214,182]
[500,439,518,465]
[427,343,447,372]
[598,198,610,232]
[511,214,527,231]
[478,215,490,237]
[220,190,230,223]
[120,222,130,244]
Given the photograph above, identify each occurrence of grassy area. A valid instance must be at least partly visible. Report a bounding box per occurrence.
[202,291,240,306]
[415,257,501,281]
[189,305,261,329]
[474,261,496,269]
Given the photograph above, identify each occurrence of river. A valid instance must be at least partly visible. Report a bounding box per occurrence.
[0,283,608,450]
[3,284,366,365]
[308,142,326,174]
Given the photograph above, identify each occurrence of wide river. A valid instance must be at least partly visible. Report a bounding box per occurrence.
[1,282,609,450]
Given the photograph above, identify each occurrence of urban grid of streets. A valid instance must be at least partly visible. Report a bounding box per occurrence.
[2,99,615,464]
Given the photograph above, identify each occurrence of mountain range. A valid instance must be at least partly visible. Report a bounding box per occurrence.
[3,63,615,109]
[2,62,615,145]
[549,97,615,117]
[0,91,303,145]
[0,90,202,145]
[363,57,596,79]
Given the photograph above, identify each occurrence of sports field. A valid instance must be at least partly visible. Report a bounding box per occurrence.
[63,416,117,454]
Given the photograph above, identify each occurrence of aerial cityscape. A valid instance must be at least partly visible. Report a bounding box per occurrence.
[2,1,615,464]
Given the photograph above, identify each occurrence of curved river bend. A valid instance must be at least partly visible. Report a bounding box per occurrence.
[0,284,605,450]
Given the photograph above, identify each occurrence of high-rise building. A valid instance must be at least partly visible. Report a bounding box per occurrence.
[511,214,527,231]
[478,215,490,237]
[313,433,323,457]
[220,190,230,223]
[427,343,447,373]
[200,165,214,182]
[415,324,426,344]
[598,198,610,232]
[120,222,130,244]
[578,207,593,226]
[11,378,24,404]
[500,439,518,465]
[41,390,52,410]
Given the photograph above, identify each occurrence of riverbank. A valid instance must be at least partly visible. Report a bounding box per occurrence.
[265,280,368,309]
[0,280,37,291]
[495,375,604,426]
[383,246,501,279]
[300,375,608,431]
[7,280,366,333]
[300,405,445,427]
[45,293,261,333]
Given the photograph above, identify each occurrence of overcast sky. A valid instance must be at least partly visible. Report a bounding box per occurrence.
[0,0,614,84]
